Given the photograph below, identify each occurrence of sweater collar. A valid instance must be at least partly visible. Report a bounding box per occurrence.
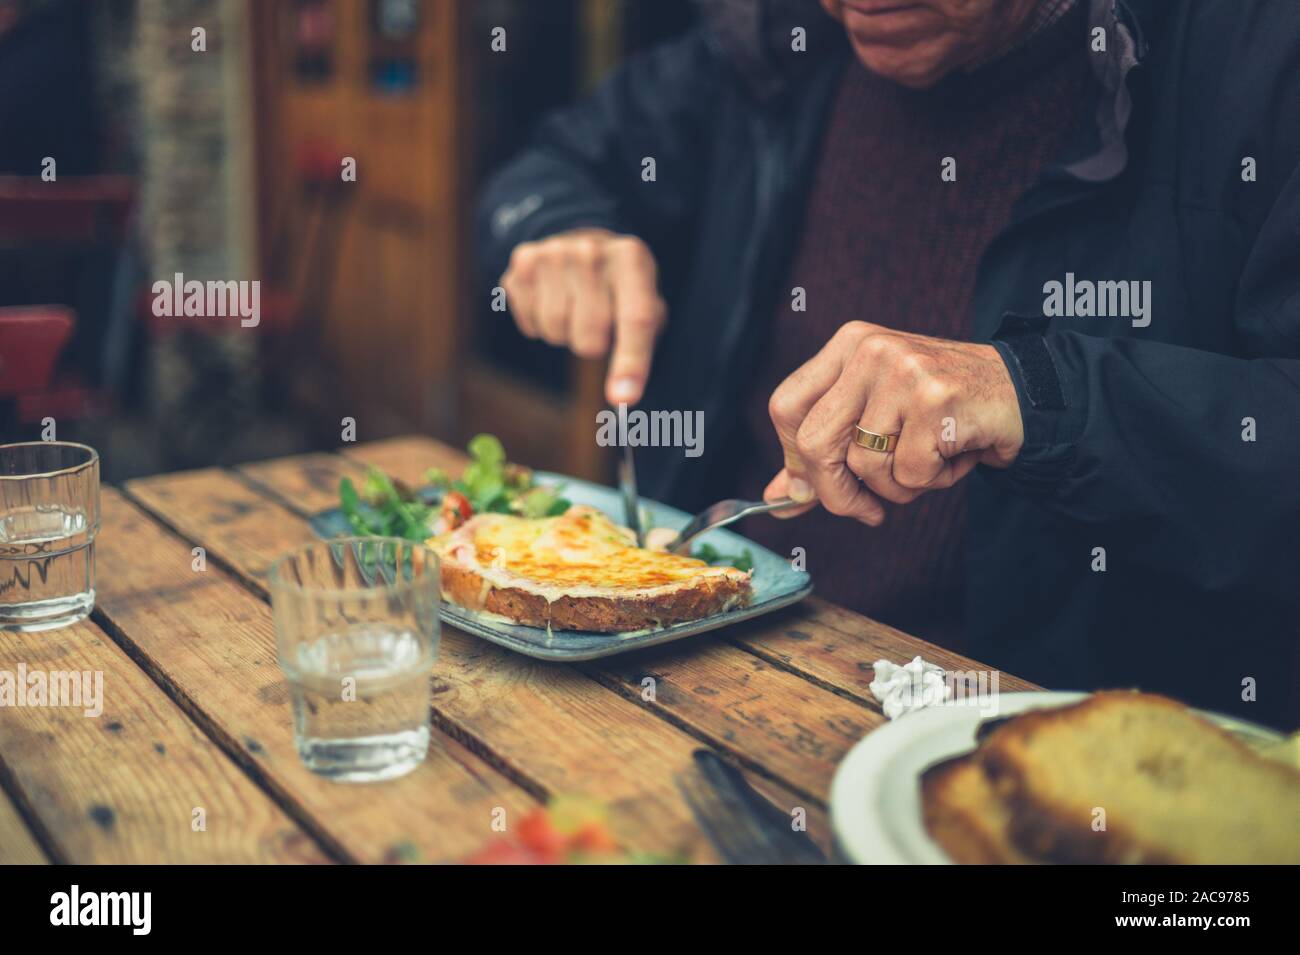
[1062,0,1147,183]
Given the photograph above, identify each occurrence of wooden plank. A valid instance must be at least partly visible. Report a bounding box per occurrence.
[340,434,468,481]
[119,469,290,578]
[259,450,845,851]
[94,489,538,864]
[583,642,878,803]
[0,620,326,863]
[125,467,835,858]
[127,470,722,854]
[239,451,363,514]
[251,445,880,800]
[0,787,47,864]
[729,598,1041,701]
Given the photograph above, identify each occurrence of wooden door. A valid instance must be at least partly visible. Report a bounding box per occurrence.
[250,0,470,440]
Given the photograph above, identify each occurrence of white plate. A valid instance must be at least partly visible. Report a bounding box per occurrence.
[828,691,1282,865]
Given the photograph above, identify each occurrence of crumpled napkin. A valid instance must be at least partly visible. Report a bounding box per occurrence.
[869,656,951,719]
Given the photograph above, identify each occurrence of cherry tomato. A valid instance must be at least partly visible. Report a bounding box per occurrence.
[517,808,568,860]
[440,491,473,529]
[566,820,619,854]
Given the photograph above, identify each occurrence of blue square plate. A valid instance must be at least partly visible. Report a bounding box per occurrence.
[309,471,813,661]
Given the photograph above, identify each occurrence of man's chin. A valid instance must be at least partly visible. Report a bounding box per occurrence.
[852,47,948,88]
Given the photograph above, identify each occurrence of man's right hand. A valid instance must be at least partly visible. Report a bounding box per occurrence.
[499,228,666,405]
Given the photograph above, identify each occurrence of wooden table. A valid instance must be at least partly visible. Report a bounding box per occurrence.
[0,436,1038,864]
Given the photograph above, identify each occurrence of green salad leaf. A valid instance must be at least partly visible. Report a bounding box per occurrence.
[339,433,571,539]
[467,433,506,467]
[447,433,571,516]
[338,476,376,536]
[692,542,754,573]
[339,472,434,542]
[518,485,571,519]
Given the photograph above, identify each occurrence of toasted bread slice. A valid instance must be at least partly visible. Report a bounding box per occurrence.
[922,754,1040,864]
[429,506,751,632]
[980,692,1300,864]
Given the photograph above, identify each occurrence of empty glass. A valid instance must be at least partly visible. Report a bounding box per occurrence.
[269,537,441,783]
[0,442,100,632]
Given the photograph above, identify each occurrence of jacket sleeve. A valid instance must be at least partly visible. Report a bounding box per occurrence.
[475,30,722,285]
[989,248,1300,603]
[983,2,1300,604]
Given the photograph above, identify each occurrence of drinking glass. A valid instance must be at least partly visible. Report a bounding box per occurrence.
[0,442,100,632]
[269,537,440,782]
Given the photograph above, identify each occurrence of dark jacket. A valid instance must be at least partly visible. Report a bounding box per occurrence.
[478,0,1300,728]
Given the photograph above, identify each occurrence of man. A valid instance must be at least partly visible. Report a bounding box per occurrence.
[478,0,1300,727]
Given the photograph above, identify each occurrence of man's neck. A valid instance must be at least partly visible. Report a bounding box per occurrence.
[966,0,1079,72]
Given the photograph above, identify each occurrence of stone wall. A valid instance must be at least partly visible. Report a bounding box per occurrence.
[131,0,262,466]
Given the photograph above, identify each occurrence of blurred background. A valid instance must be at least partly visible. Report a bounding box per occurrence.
[0,0,695,483]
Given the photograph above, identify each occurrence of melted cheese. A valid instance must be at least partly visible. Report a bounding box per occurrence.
[431,505,748,601]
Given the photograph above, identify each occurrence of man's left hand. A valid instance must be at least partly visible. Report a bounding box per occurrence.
[764,322,1025,525]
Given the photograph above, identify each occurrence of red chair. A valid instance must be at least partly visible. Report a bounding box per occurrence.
[0,305,73,397]
[0,176,134,426]
[0,175,134,243]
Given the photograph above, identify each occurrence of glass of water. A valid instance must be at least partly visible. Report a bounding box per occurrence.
[0,442,100,632]
[268,537,440,783]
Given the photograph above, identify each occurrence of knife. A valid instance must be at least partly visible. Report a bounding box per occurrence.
[617,444,645,547]
[677,749,828,865]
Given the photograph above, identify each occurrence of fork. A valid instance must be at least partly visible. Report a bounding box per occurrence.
[665,496,801,554]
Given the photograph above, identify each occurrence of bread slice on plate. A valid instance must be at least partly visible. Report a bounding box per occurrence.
[429,505,752,632]
[921,754,1038,864]
[979,691,1300,864]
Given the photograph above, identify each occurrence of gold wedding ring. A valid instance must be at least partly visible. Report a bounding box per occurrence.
[854,427,899,454]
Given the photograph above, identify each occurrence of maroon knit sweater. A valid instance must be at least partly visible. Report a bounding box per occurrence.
[738,11,1096,650]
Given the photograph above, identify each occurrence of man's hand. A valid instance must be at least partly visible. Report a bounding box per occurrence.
[500,228,666,405]
[764,322,1025,525]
